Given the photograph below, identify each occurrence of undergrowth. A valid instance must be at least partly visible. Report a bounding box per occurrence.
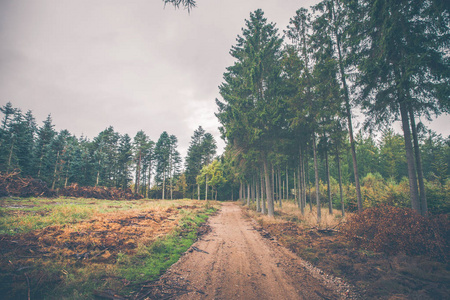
[343,205,449,259]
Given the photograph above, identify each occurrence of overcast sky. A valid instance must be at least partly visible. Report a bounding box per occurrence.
[1,0,448,159]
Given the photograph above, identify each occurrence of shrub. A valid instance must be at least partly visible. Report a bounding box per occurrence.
[343,205,449,260]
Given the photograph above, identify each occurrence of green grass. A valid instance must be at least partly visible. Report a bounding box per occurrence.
[117,207,215,286]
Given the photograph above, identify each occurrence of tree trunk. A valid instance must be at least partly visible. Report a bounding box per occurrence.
[247,183,250,206]
[256,174,261,212]
[400,101,420,212]
[325,148,333,215]
[294,170,297,203]
[286,165,289,200]
[301,148,307,214]
[197,183,200,201]
[305,145,312,212]
[147,161,152,198]
[162,169,166,200]
[261,168,266,214]
[170,160,173,200]
[51,151,60,190]
[7,137,14,173]
[264,158,274,217]
[271,164,275,203]
[278,168,282,208]
[238,182,241,200]
[135,152,141,194]
[205,175,208,201]
[313,134,321,223]
[336,144,345,217]
[96,171,99,186]
[409,106,427,216]
[332,7,363,212]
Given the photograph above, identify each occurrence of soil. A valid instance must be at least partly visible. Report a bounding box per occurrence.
[136,202,357,300]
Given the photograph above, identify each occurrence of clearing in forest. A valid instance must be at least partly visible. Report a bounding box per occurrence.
[0,198,218,299]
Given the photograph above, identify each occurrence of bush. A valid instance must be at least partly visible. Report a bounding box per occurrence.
[343,205,449,260]
[426,179,450,215]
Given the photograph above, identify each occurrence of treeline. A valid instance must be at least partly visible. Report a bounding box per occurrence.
[214,1,449,218]
[0,102,217,199]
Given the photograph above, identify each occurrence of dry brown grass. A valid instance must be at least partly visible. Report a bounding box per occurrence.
[245,199,351,229]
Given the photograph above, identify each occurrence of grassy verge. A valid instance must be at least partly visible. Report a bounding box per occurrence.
[243,200,449,299]
[116,205,217,295]
[0,197,219,299]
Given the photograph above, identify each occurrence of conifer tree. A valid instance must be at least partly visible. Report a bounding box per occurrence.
[348,0,450,213]
[216,9,284,217]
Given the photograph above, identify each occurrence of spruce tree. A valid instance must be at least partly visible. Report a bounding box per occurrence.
[348,0,450,214]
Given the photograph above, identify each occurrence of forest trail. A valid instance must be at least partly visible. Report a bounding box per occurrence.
[139,202,355,300]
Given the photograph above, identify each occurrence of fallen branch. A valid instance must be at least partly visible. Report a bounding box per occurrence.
[92,289,127,300]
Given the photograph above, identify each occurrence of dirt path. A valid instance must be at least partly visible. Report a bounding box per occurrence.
[138,202,356,300]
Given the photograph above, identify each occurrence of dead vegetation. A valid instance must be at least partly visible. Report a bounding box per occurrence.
[0,172,142,200]
[59,183,142,200]
[343,205,449,259]
[0,171,55,198]
[244,201,450,299]
[0,199,215,299]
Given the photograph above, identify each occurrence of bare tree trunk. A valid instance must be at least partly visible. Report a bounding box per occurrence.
[278,168,282,208]
[52,151,60,190]
[400,101,420,212]
[313,134,321,223]
[294,170,297,203]
[247,183,250,206]
[162,168,166,200]
[264,158,274,217]
[409,106,427,216]
[271,164,275,203]
[205,174,208,201]
[256,174,260,212]
[170,159,173,200]
[261,168,266,214]
[332,7,363,212]
[336,144,345,217]
[325,148,333,215]
[95,158,101,186]
[147,161,152,198]
[135,152,141,194]
[298,146,303,210]
[301,149,307,214]
[286,165,289,200]
[297,164,302,212]
[7,137,14,173]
